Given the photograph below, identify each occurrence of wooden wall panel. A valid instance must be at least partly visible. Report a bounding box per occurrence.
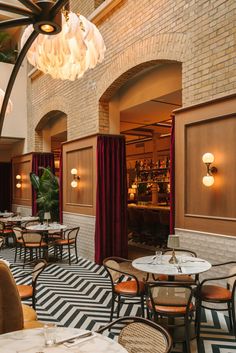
[62,135,97,216]
[175,94,236,236]
[12,154,33,206]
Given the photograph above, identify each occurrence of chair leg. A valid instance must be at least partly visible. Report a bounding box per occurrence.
[110,294,115,322]
[23,248,27,268]
[68,244,71,265]
[32,296,36,310]
[184,316,191,353]
[117,295,121,318]
[75,243,79,263]
[140,294,145,318]
[228,302,233,331]
[231,299,236,338]
[196,302,202,341]
[14,246,17,262]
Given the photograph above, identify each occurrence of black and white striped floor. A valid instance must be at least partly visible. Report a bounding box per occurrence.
[1,248,235,353]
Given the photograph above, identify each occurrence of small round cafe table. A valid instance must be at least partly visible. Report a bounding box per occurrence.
[0,327,128,353]
[26,223,67,233]
[132,254,212,279]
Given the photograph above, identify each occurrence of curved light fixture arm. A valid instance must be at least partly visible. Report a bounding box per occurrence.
[0,2,35,17]
[0,30,39,134]
[50,0,70,18]
[17,0,42,15]
[0,17,33,30]
[0,0,69,135]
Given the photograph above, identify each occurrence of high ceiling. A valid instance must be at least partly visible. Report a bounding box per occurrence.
[120,90,182,144]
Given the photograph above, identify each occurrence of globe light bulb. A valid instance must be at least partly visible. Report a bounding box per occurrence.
[16,183,21,189]
[202,153,214,164]
[71,180,78,188]
[202,175,214,187]
[71,168,77,175]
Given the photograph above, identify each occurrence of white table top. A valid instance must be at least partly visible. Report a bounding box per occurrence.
[132,255,212,276]
[26,223,67,232]
[0,212,14,218]
[1,216,39,223]
[0,327,128,353]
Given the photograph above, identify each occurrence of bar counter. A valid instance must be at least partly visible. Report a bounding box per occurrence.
[128,203,170,212]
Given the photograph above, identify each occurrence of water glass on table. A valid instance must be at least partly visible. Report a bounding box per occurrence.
[154,250,162,264]
[44,323,57,346]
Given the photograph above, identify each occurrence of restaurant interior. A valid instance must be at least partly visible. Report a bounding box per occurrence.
[0,1,235,353]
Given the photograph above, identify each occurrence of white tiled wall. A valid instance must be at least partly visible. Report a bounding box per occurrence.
[63,212,95,261]
[176,228,236,282]
[12,204,31,216]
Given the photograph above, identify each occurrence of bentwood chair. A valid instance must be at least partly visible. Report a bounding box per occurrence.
[0,220,13,247]
[12,226,24,262]
[53,227,80,264]
[103,257,146,322]
[196,261,236,342]
[146,281,195,353]
[0,236,4,250]
[97,316,172,353]
[22,232,47,266]
[14,259,48,309]
[0,261,43,333]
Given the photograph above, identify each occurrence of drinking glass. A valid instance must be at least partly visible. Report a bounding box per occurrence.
[154,250,162,264]
[44,323,57,346]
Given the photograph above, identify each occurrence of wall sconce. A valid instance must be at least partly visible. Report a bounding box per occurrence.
[202,153,217,187]
[128,188,136,200]
[71,168,80,188]
[16,175,22,189]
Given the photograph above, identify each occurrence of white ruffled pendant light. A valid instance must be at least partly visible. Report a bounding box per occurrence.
[21,12,106,80]
[0,89,13,115]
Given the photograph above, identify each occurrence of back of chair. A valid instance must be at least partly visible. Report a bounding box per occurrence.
[64,227,80,241]
[227,266,236,295]
[103,258,121,283]
[147,282,194,315]
[97,316,172,353]
[32,259,47,284]
[0,221,4,231]
[0,262,24,333]
[119,321,171,353]
[22,232,42,244]
[0,236,4,249]
[163,248,197,257]
[12,226,23,241]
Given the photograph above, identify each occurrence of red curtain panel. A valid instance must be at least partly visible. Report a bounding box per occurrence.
[95,135,128,264]
[59,148,63,224]
[0,162,11,212]
[170,116,175,234]
[31,153,55,216]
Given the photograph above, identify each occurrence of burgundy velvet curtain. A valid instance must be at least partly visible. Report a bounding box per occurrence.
[59,149,63,223]
[31,153,55,216]
[0,163,11,212]
[170,116,175,234]
[95,135,128,265]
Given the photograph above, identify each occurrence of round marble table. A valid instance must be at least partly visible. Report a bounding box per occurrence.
[0,212,14,218]
[26,223,67,232]
[132,255,212,277]
[0,327,128,353]
[1,216,39,224]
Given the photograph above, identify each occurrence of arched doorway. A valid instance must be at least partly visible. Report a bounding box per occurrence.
[35,110,67,175]
[99,61,182,257]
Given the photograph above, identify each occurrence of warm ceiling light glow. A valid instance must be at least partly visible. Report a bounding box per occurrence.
[16,183,22,189]
[21,12,106,81]
[71,180,78,188]
[0,89,13,115]
[40,24,55,33]
[71,168,77,175]
[202,152,214,164]
[16,175,21,180]
[202,175,215,187]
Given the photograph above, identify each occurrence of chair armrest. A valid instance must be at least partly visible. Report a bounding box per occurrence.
[212,261,236,267]
[200,272,236,287]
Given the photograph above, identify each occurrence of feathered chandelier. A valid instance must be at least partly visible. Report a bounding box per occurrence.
[0,89,13,115]
[0,0,106,134]
[21,11,106,80]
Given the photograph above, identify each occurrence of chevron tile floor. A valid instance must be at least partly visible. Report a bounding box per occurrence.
[0,247,235,353]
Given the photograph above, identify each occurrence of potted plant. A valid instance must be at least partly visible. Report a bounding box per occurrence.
[30,167,59,222]
[0,32,18,64]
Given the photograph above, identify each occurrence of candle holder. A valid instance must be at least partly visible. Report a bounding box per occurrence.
[167,235,180,264]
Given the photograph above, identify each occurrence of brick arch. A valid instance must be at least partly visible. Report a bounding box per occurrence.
[97,33,190,102]
[34,103,67,151]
